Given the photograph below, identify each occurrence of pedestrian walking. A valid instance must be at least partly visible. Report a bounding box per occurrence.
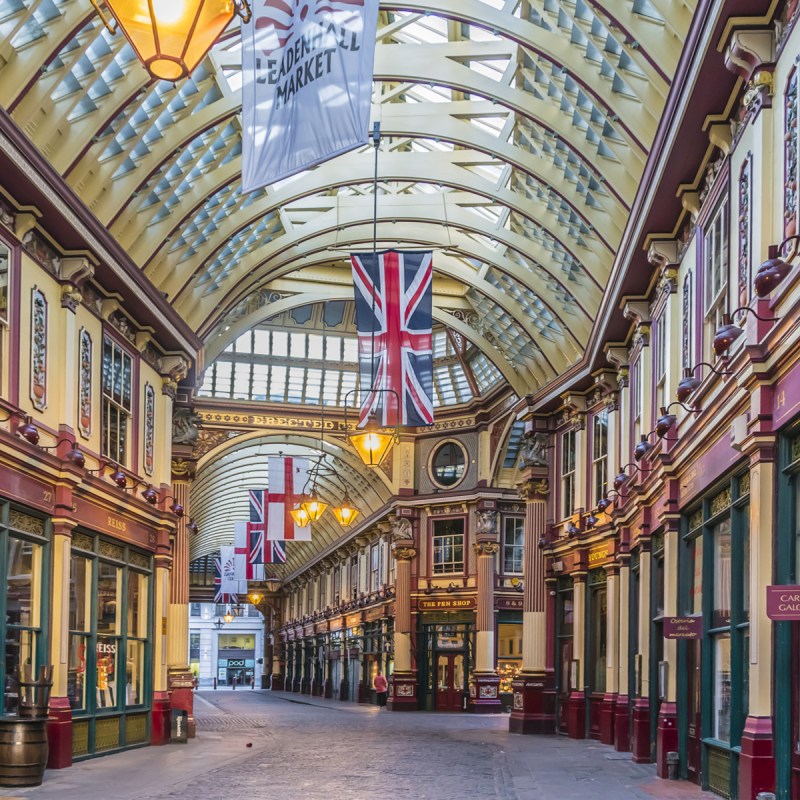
[373,670,388,708]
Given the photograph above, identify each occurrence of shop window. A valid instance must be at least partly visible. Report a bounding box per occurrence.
[66,534,153,757]
[68,554,91,712]
[588,570,607,694]
[592,411,609,506]
[497,620,522,693]
[432,518,464,574]
[682,473,749,770]
[502,517,524,575]
[561,429,576,520]
[102,337,134,465]
[704,198,730,361]
[4,532,44,714]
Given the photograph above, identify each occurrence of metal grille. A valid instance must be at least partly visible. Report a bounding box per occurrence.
[125,713,148,744]
[72,721,89,757]
[707,747,731,798]
[95,716,120,751]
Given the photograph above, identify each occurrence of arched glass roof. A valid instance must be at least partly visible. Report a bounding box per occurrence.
[198,301,503,408]
[0,0,696,398]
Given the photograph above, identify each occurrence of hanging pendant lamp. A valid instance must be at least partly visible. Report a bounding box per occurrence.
[93,0,251,81]
[299,493,328,522]
[332,496,360,527]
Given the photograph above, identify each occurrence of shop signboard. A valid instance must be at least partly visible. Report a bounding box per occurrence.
[663,616,702,639]
[417,597,476,611]
[766,585,800,620]
[496,597,524,610]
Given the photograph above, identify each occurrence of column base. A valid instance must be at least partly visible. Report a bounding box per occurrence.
[168,669,196,738]
[388,673,417,711]
[469,673,503,713]
[46,697,72,769]
[599,693,617,745]
[738,715,775,800]
[565,691,586,739]
[292,679,302,693]
[324,678,333,699]
[630,697,652,763]
[656,701,678,778]
[151,691,171,746]
[509,674,556,734]
[614,695,630,752]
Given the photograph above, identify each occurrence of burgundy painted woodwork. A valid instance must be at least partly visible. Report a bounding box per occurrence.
[565,691,586,739]
[508,675,556,734]
[686,640,702,783]
[151,691,171,746]
[388,674,417,711]
[614,695,631,752]
[470,673,502,714]
[434,653,463,711]
[588,694,603,740]
[656,701,678,779]
[599,693,617,745]
[45,697,72,769]
[738,716,776,800]
[630,698,652,763]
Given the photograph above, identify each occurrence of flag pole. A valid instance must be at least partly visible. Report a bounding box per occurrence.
[370,121,380,402]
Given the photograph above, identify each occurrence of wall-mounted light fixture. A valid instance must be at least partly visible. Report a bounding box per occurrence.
[754,236,799,297]
[713,306,779,357]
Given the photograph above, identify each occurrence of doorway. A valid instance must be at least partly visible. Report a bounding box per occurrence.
[435,653,465,711]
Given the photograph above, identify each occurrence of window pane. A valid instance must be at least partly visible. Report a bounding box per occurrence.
[7,536,39,628]
[4,629,37,713]
[127,571,148,638]
[67,633,88,711]
[98,563,120,635]
[713,633,732,742]
[126,640,145,706]
[690,536,703,616]
[70,554,91,632]
[96,637,118,708]
[712,519,732,628]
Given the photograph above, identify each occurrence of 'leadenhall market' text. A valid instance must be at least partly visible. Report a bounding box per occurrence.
[256,21,363,109]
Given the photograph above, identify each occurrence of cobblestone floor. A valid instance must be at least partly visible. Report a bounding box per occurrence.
[11,690,717,800]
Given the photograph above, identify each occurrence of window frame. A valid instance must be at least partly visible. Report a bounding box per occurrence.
[561,429,577,520]
[591,410,609,507]
[430,516,466,576]
[101,333,137,468]
[501,516,524,576]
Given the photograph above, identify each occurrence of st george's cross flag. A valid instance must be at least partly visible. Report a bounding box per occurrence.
[241,0,380,191]
[351,250,434,427]
[266,456,312,541]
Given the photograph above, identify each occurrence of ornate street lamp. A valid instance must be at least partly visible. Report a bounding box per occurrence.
[332,496,360,527]
[92,0,251,81]
[299,492,328,522]
[348,412,396,467]
[289,504,311,527]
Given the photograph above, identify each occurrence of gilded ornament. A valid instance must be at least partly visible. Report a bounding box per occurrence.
[473,541,500,556]
[393,546,417,561]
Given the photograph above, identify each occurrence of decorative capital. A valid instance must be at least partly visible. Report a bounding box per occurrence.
[171,458,197,480]
[475,509,498,536]
[517,477,549,501]
[473,541,500,556]
[393,545,417,561]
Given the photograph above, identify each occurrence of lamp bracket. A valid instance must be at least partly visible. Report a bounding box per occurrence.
[89,0,117,34]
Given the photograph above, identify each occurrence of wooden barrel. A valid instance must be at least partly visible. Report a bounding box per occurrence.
[0,718,49,787]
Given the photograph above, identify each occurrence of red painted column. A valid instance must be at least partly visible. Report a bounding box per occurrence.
[471,521,502,712]
[509,468,556,734]
[388,531,418,711]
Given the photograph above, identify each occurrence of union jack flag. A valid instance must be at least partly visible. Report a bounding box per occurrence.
[351,250,434,427]
[213,556,238,604]
[250,489,287,564]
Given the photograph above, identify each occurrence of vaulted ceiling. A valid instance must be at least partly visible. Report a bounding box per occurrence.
[0,0,696,396]
[1,0,698,573]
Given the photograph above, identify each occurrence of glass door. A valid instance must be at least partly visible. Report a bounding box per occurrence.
[555,578,574,734]
[435,653,464,711]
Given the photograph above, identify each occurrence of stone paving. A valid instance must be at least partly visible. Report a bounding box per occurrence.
[10,690,718,800]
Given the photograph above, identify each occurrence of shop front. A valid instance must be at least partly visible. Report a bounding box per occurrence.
[417,611,475,712]
[68,529,153,759]
[1,504,51,715]
[363,614,393,705]
[496,604,523,711]
[678,472,750,799]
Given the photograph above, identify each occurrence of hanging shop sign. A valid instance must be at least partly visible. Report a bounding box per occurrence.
[766,585,800,620]
[663,616,702,639]
[417,597,476,611]
[241,0,380,190]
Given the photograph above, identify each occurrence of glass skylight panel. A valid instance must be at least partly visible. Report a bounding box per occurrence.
[287,367,305,401]
[235,332,252,353]
[470,352,503,393]
[307,334,324,360]
[342,337,358,363]
[340,371,358,404]
[305,369,323,404]
[289,332,307,359]
[270,365,287,401]
[503,420,525,468]
[326,335,342,360]
[271,331,288,357]
[251,364,269,400]
[322,371,340,405]
[233,363,251,399]
[253,329,270,354]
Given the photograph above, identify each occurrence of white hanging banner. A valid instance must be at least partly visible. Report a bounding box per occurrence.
[241,0,380,192]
